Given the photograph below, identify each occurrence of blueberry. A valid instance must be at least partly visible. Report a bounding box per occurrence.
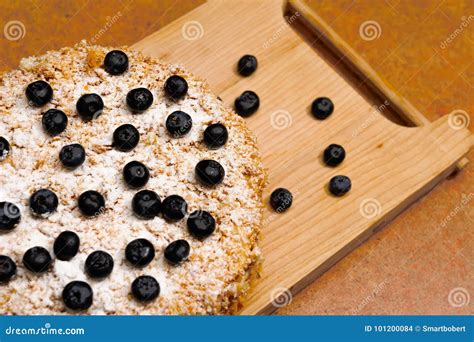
[113,124,140,152]
[30,189,58,217]
[161,195,187,221]
[0,202,21,231]
[131,275,160,302]
[311,97,334,120]
[85,251,114,278]
[126,88,153,113]
[23,246,52,273]
[323,144,345,167]
[104,50,129,75]
[166,111,192,137]
[270,188,293,213]
[234,90,259,117]
[203,123,228,149]
[123,161,150,188]
[187,211,216,239]
[237,55,258,76]
[76,94,104,120]
[62,281,93,310]
[42,109,68,136]
[0,137,11,160]
[164,75,188,100]
[59,143,86,169]
[78,190,105,217]
[125,238,155,267]
[195,160,225,186]
[329,175,351,196]
[26,80,53,107]
[54,231,80,261]
[132,190,161,219]
[164,239,190,264]
[0,255,16,282]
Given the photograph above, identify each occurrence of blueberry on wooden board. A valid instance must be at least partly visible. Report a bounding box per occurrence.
[270,188,293,213]
[237,55,258,76]
[311,97,334,120]
[234,90,259,117]
[323,144,346,167]
[329,175,351,196]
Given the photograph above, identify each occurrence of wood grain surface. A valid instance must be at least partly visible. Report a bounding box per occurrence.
[134,0,472,314]
[1,0,472,314]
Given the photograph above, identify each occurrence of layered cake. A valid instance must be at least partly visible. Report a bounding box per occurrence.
[0,41,266,314]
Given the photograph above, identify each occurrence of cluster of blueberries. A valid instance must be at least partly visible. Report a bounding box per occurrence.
[0,50,230,310]
[235,55,350,215]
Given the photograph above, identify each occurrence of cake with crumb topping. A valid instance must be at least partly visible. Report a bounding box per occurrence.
[0,41,266,314]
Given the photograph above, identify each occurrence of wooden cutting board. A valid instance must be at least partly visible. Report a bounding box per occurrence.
[133,0,473,314]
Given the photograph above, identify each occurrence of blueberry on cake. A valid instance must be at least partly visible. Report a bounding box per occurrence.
[0,41,266,314]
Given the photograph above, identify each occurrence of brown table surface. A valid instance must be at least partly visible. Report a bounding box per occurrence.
[0,0,472,314]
